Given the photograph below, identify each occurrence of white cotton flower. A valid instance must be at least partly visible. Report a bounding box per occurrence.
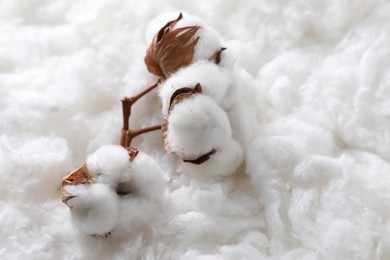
[145,12,223,65]
[165,94,244,176]
[65,183,119,236]
[159,61,239,116]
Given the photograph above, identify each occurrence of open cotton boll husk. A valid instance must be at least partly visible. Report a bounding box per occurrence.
[65,183,119,236]
[85,145,131,187]
[159,61,239,116]
[145,12,223,69]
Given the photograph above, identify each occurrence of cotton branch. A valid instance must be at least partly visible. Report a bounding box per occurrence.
[121,80,162,147]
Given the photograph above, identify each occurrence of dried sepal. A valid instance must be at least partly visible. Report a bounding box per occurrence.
[208,47,226,65]
[168,83,202,112]
[60,164,92,205]
[183,149,217,164]
[127,147,139,161]
[145,13,201,79]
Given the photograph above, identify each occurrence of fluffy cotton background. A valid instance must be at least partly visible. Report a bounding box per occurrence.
[1,0,389,259]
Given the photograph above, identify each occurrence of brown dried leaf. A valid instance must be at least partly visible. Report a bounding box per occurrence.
[208,47,226,64]
[183,149,217,164]
[60,164,92,205]
[145,13,200,78]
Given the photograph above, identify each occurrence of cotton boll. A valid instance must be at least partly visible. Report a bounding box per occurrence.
[166,95,232,160]
[159,61,238,116]
[65,146,168,237]
[65,183,119,236]
[166,95,243,176]
[145,12,223,65]
[85,145,130,187]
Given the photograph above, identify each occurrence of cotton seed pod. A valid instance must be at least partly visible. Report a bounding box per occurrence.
[165,94,233,162]
[61,145,167,236]
[145,12,225,79]
[85,145,134,188]
[159,61,239,117]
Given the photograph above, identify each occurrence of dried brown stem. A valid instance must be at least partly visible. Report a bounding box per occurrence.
[125,124,162,147]
[120,80,161,147]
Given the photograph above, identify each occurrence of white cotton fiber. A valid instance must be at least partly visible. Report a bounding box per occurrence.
[2,1,390,259]
[145,12,223,65]
[85,145,131,187]
[166,95,232,160]
[109,151,167,236]
[65,183,119,236]
[159,61,239,116]
[113,195,161,236]
[182,138,244,177]
[127,151,167,200]
[67,145,168,237]
[165,94,244,176]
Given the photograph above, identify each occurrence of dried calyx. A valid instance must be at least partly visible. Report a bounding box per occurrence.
[145,13,200,79]
[145,13,226,79]
[61,163,91,205]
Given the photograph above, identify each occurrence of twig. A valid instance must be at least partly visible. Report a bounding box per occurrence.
[120,80,161,147]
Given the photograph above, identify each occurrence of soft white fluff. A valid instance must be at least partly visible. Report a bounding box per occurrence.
[165,94,243,176]
[65,183,119,236]
[66,145,167,236]
[86,145,131,188]
[1,0,390,259]
[181,139,244,177]
[167,95,229,156]
[159,61,239,116]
